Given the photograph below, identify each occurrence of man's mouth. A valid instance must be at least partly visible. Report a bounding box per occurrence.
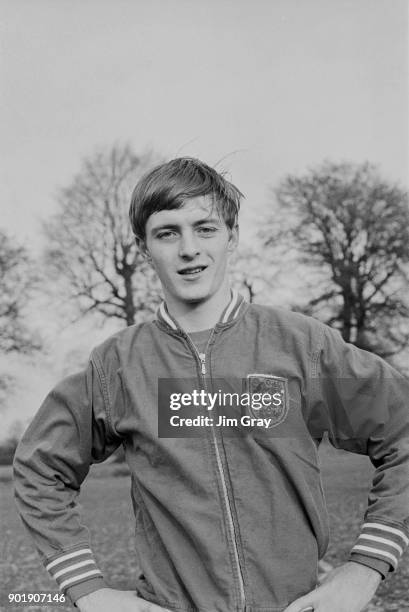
[178,265,207,276]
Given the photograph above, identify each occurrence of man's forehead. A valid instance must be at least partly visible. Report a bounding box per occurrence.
[147,196,222,228]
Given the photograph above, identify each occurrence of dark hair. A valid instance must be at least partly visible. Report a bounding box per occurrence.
[129,157,243,240]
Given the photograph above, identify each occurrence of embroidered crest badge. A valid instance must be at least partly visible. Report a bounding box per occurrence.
[246,374,289,428]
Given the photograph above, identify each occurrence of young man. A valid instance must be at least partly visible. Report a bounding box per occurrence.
[14,158,409,612]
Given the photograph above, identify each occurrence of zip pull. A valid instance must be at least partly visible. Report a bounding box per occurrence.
[198,353,206,375]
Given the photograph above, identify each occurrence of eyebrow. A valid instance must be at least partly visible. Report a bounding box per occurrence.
[150,217,222,233]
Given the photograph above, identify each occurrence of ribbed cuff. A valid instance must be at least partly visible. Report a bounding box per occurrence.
[349,554,390,579]
[350,521,409,571]
[45,547,105,601]
[69,576,107,606]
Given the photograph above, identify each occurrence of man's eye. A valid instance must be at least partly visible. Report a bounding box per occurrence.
[198,227,217,235]
[156,231,176,240]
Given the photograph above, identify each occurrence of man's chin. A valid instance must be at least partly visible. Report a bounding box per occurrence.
[178,288,211,305]
[183,294,208,304]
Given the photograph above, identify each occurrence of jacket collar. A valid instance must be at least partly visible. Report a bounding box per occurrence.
[156,289,245,332]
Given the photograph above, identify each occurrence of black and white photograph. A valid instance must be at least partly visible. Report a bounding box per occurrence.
[1,1,408,611]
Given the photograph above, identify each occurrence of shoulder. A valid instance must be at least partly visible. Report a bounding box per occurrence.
[241,303,330,355]
[90,319,157,367]
[245,303,327,335]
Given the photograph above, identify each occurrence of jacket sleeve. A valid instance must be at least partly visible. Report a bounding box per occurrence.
[13,351,123,604]
[309,324,409,578]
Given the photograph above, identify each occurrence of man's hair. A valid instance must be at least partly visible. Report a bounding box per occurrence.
[129,157,243,241]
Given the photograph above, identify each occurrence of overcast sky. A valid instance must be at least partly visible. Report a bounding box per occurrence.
[0,0,408,433]
[1,0,408,251]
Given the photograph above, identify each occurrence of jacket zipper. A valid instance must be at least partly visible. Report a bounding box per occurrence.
[185,332,246,611]
[198,352,206,374]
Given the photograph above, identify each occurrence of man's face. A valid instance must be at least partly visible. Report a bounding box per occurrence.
[143,196,238,309]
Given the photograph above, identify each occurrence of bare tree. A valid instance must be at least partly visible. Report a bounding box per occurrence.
[43,144,162,327]
[0,230,40,353]
[262,162,409,357]
[230,246,279,304]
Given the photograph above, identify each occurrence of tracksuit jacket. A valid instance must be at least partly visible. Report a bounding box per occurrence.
[13,292,409,611]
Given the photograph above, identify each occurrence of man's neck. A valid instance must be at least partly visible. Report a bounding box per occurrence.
[165,286,232,332]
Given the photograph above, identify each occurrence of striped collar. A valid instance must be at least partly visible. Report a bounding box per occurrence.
[157,290,245,332]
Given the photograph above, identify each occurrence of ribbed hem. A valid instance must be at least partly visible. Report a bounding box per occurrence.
[349,554,390,579]
[350,521,409,571]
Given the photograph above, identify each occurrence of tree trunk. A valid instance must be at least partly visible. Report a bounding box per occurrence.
[123,267,136,326]
[340,289,353,343]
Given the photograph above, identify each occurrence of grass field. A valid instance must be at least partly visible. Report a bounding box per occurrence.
[1,444,408,612]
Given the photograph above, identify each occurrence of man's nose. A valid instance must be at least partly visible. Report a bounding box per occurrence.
[179,232,200,258]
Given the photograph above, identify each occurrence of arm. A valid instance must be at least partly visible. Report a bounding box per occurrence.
[298,325,409,610]
[13,353,122,605]
[76,589,171,612]
[318,326,409,573]
[283,561,381,612]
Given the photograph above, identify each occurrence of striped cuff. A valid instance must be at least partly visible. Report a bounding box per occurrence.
[45,547,103,592]
[350,522,409,571]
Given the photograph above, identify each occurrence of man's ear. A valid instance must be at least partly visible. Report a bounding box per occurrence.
[228,224,239,252]
[136,238,151,262]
